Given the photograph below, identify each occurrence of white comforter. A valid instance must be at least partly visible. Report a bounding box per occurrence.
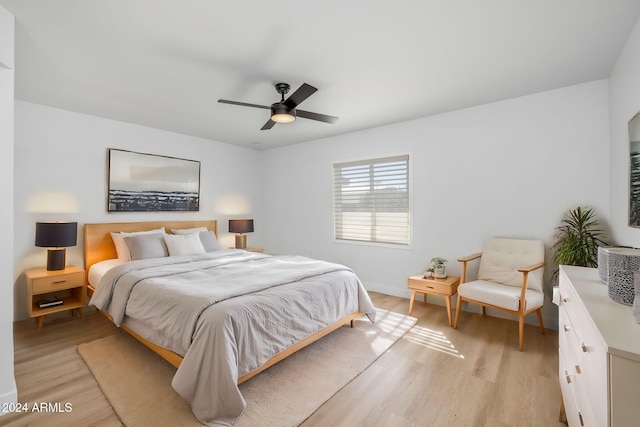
[90,250,376,426]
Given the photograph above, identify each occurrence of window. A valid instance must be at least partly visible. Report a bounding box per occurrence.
[333,155,410,246]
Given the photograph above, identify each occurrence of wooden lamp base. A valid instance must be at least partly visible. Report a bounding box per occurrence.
[235,234,247,249]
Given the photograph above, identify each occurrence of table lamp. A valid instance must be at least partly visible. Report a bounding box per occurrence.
[229,219,254,249]
[35,222,78,271]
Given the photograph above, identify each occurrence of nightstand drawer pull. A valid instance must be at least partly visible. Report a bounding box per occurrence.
[52,280,67,284]
[425,285,434,289]
[563,324,570,332]
[575,365,581,374]
[563,297,569,303]
[581,344,588,353]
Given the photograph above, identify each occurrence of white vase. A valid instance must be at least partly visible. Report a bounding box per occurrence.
[435,264,446,279]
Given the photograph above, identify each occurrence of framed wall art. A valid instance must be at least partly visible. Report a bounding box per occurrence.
[630,112,640,227]
[107,149,200,212]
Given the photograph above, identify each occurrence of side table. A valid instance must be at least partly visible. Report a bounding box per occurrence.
[25,266,86,330]
[407,274,461,326]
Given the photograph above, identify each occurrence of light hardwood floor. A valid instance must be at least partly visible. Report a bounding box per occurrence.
[3,292,563,427]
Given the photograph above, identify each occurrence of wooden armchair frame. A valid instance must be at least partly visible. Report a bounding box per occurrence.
[453,252,546,351]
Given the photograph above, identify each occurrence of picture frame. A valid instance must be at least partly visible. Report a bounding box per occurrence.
[630,112,640,227]
[107,149,200,212]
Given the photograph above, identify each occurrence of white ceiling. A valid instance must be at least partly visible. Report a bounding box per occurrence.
[2,1,640,150]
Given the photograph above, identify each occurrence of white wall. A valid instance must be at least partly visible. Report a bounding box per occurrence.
[0,4,17,412]
[13,101,264,320]
[610,17,640,246]
[262,80,611,329]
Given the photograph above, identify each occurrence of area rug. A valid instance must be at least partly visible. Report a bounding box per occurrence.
[77,309,416,426]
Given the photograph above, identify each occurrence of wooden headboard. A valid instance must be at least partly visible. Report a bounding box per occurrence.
[84,220,218,279]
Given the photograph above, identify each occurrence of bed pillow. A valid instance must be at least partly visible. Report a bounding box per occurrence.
[124,233,169,261]
[199,231,223,252]
[110,227,166,261]
[171,227,209,235]
[163,232,206,256]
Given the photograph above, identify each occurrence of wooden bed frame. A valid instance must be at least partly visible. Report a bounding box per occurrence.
[84,220,363,384]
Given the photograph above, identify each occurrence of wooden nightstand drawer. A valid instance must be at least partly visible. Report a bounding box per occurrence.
[409,279,449,295]
[408,276,460,296]
[32,271,84,294]
[25,266,86,330]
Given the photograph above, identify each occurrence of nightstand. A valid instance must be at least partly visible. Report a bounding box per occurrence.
[25,266,86,330]
[407,275,460,326]
[245,246,264,253]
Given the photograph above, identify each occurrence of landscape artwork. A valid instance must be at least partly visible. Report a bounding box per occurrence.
[108,149,200,212]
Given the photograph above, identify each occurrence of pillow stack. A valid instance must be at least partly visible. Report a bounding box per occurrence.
[110,226,223,261]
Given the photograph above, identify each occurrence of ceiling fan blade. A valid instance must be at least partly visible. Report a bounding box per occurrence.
[296,109,339,124]
[218,99,270,110]
[261,119,276,130]
[284,83,317,109]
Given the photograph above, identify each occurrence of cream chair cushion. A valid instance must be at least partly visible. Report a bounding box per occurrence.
[457,280,544,311]
[477,237,545,293]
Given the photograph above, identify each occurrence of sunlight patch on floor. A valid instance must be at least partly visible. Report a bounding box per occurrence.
[360,309,419,352]
[404,325,464,358]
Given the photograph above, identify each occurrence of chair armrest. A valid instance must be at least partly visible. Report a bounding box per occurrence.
[517,262,547,310]
[517,261,546,274]
[458,252,482,284]
[458,252,482,263]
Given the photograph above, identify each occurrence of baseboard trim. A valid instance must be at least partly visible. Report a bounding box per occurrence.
[0,381,18,417]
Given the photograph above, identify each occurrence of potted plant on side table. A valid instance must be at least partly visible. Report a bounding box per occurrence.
[431,257,448,279]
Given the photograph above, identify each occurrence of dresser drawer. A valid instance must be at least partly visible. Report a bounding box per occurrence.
[559,350,582,427]
[559,306,581,370]
[32,271,84,294]
[560,349,597,427]
[559,277,589,344]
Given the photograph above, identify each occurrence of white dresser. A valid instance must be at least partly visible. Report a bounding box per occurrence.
[559,266,640,427]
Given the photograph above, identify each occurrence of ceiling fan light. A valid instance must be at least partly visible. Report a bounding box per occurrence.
[272,113,296,123]
[271,103,296,123]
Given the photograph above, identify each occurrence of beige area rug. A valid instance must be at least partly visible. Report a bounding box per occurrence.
[77,309,416,426]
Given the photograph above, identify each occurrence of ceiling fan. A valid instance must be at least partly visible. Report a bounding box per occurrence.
[218,82,339,130]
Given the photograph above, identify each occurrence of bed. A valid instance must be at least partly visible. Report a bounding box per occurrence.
[84,220,376,426]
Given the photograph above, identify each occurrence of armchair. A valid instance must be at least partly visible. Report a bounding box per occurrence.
[453,237,546,351]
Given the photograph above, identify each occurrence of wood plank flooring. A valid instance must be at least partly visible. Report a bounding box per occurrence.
[2,292,563,427]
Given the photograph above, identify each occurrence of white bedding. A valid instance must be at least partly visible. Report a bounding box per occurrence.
[89,250,376,426]
[87,258,125,288]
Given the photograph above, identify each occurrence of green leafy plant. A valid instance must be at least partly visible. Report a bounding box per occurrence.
[430,257,447,265]
[552,206,608,279]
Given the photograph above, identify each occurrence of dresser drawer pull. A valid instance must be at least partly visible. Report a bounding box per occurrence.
[564,370,572,384]
[563,324,570,332]
[578,412,584,426]
[575,365,581,374]
[51,280,67,285]
[562,297,569,303]
[581,344,588,353]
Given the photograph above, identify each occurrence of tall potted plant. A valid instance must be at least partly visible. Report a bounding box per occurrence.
[552,206,608,280]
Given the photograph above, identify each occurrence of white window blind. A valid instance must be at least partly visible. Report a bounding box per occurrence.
[333,155,410,245]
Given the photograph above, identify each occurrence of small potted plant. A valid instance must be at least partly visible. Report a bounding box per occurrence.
[430,257,448,279]
[423,266,435,279]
